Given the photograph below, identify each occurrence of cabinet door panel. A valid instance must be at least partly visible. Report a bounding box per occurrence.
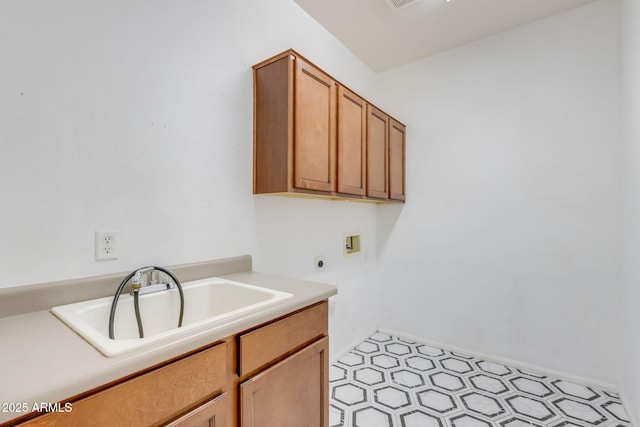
[294,57,336,192]
[367,106,389,199]
[389,119,406,201]
[337,86,366,196]
[240,337,329,427]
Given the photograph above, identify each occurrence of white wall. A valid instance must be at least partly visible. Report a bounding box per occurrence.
[376,0,623,385]
[0,0,381,355]
[253,197,379,353]
[2,0,635,404]
[621,0,640,420]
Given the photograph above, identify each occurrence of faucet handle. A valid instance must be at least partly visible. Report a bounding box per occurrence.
[132,271,143,290]
[149,270,160,286]
[132,267,155,289]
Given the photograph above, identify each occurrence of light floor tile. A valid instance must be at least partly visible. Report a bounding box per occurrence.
[330,332,632,426]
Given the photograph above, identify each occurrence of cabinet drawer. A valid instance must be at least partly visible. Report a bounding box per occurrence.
[238,301,328,377]
[19,342,227,427]
[166,392,227,427]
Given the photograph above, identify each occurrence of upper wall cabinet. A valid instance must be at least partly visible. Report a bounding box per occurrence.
[253,49,406,203]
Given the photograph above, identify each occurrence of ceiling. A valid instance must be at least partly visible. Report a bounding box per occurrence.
[293,0,601,72]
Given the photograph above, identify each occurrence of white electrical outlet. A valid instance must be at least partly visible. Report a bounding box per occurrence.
[95,230,118,261]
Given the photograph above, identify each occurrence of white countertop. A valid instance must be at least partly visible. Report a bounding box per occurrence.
[0,271,336,425]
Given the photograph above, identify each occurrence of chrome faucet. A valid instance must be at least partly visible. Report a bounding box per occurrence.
[108,266,184,340]
[130,266,177,295]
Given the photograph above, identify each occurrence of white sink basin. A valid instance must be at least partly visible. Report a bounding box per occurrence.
[51,277,293,357]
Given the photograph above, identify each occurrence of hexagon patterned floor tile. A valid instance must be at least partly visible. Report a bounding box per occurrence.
[329,332,632,426]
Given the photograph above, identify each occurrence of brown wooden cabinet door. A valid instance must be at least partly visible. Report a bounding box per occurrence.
[294,57,337,192]
[337,86,366,196]
[389,119,406,201]
[239,337,329,427]
[367,105,389,199]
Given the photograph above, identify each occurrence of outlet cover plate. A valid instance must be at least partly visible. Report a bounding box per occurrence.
[95,230,118,261]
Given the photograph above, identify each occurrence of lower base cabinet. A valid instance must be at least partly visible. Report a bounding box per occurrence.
[8,301,328,427]
[239,337,328,427]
